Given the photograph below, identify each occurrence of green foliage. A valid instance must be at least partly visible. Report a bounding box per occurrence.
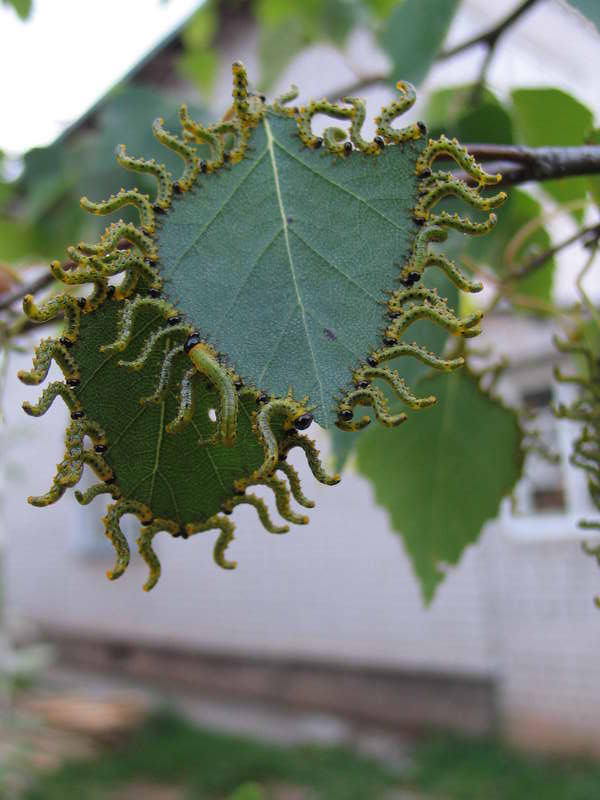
[177,4,219,95]
[2,0,31,19]
[6,86,207,266]
[411,731,600,800]
[554,293,600,603]
[229,783,266,800]
[24,710,402,800]
[378,0,460,87]
[511,88,595,222]
[426,88,555,303]
[255,0,359,88]
[467,188,555,303]
[25,710,600,800]
[426,85,514,145]
[71,301,277,528]
[354,368,524,602]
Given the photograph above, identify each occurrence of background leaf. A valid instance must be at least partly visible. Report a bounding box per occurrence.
[177,4,219,96]
[378,0,460,87]
[511,88,594,222]
[2,0,32,20]
[255,0,359,88]
[354,369,524,603]
[466,188,555,303]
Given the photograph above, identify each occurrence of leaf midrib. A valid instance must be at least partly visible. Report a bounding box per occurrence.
[263,115,325,412]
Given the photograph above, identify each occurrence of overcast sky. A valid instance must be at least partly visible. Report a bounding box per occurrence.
[0,0,201,155]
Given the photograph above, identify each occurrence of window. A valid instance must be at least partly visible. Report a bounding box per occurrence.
[500,358,596,541]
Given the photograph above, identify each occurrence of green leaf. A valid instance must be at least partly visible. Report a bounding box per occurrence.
[178,50,219,96]
[378,0,460,87]
[426,85,514,144]
[258,21,309,91]
[158,112,423,428]
[2,0,32,20]
[256,0,358,87]
[11,86,208,264]
[564,0,600,31]
[0,218,35,262]
[229,783,266,800]
[177,5,219,95]
[355,369,524,603]
[466,188,555,303]
[511,88,594,222]
[71,301,283,527]
[21,290,331,590]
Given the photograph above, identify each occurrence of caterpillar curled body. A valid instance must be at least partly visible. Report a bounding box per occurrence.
[184,334,239,447]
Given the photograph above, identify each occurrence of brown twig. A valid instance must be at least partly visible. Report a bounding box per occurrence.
[439,0,542,60]
[451,144,600,186]
[508,223,600,281]
[0,271,55,312]
[331,0,542,103]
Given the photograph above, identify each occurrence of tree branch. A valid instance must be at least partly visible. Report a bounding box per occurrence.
[439,0,541,60]
[330,74,388,103]
[0,271,55,312]
[451,144,600,187]
[508,223,600,281]
[332,1,542,103]
[2,143,599,338]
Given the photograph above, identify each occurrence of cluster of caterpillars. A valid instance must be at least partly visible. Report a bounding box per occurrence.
[333,131,506,431]
[20,62,502,589]
[554,334,600,605]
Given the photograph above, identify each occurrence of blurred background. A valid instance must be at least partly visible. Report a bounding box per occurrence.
[1,0,600,797]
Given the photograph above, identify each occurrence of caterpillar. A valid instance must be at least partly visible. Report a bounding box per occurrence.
[554,330,600,606]
[20,288,339,589]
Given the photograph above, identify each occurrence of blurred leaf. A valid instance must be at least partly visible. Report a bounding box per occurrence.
[466,188,555,303]
[565,0,600,31]
[256,0,359,88]
[178,4,219,95]
[258,21,309,91]
[586,128,600,207]
[511,88,594,221]
[178,49,219,95]
[361,0,400,17]
[229,783,266,800]
[0,219,37,262]
[426,85,514,144]
[355,368,524,603]
[10,85,208,264]
[378,0,460,87]
[2,0,32,20]
[423,90,553,302]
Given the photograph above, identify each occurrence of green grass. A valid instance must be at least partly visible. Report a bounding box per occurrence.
[23,711,400,800]
[411,734,600,800]
[23,710,600,800]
